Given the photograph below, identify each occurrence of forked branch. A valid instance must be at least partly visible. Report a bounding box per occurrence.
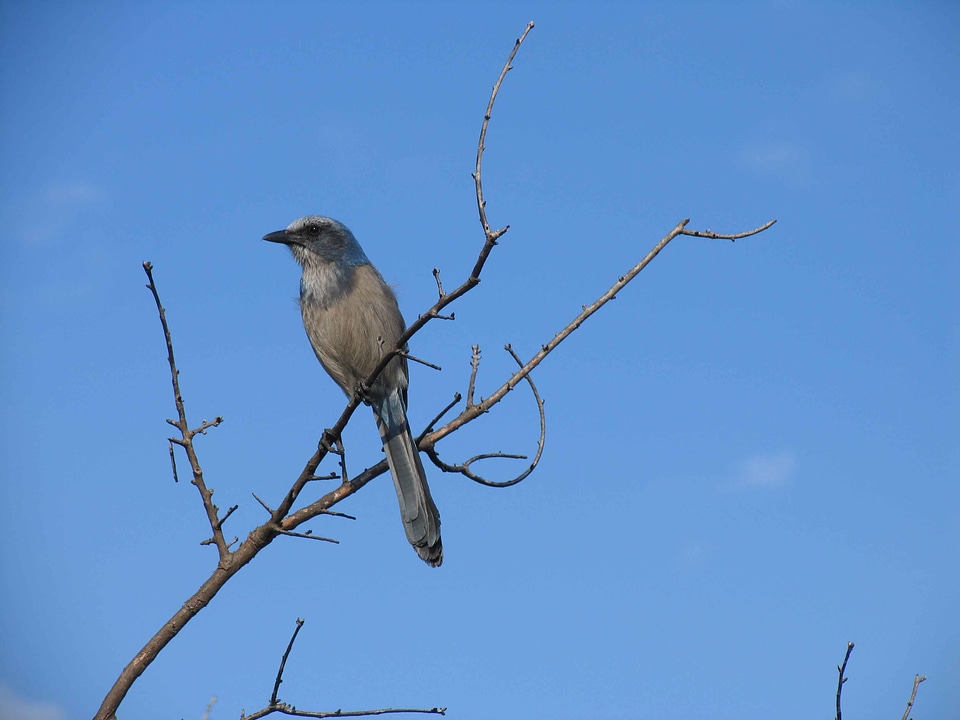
[241,619,446,720]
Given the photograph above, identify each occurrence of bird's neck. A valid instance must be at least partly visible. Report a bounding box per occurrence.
[299,256,358,309]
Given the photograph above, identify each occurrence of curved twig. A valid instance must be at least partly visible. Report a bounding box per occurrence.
[473,21,535,247]
[679,218,777,240]
[424,344,546,487]
[836,642,854,720]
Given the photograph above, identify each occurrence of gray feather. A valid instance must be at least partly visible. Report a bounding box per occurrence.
[375,389,442,566]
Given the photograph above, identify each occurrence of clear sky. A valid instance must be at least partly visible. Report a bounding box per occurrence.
[1,3,957,720]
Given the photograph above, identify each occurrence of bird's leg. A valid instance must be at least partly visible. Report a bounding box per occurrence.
[354,379,373,406]
[319,428,341,454]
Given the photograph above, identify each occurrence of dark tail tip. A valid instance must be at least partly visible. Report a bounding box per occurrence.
[417,537,443,567]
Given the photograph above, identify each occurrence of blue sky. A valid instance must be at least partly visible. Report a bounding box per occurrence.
[1,2,957,719]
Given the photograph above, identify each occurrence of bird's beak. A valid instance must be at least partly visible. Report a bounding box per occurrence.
[263,229,295,245]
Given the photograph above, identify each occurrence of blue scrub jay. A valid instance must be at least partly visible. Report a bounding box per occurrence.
[264,216,442,567]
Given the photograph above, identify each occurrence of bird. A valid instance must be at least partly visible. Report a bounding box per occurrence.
[263,215,442,567]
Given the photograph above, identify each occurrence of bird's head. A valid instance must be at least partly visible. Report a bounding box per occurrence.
[263,215,369,267]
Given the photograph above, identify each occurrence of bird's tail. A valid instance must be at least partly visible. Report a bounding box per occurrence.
[374,389,443,567]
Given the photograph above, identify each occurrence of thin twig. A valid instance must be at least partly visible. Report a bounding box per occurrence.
[143,262,229,559]
[836,642,854,720]
[168,440,179,483]
[252,492,274,514]
[243,705,446,720]
[417,393,463,443]
[473,21,535,246]
[215,504,239,530]
[334,437,348,485]
[240,618,444,720]
[319,508,357,521]
[467,345,482,407]
[278,530,339,544]
[421,215,776,453]
[200,696,217,720]
[192,417,224,435]
[679,219,776,240]
[399,352,442,371]
[271,619,305,705]
[899,674,926,720]
[424,344,546,487]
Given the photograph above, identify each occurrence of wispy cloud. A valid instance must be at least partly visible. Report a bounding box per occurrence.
[43,182,103,206]
[829,70,890,105]
[739,139,813,187]
[0,685,65,720]
[736,451,796,488]
[18,181,107,247]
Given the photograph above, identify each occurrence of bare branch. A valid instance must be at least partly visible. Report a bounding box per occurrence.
[399,351,442,372]
[143,262,230,561]
[419,215,775,455]
[306,472,339,483]
[271,619,304,706]
[467,345,482,407]
[473,21,535,248]
[200,696,217,720]
[278,530,339,544]
[417,393,463,444]
[240,619,445,720]
[244,706,446,720]
[319,508,357,521]
[835,642,854,720]
[252,492,274,515]
[900,674,926,720]
[424,344,546,487]
[192,416,224,435]
[679,218,777,240]
[216,504,239,530]
[318,23,537,444]
[168,440,180,483]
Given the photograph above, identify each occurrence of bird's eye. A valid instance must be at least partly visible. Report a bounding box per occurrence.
[307,224,320,235]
